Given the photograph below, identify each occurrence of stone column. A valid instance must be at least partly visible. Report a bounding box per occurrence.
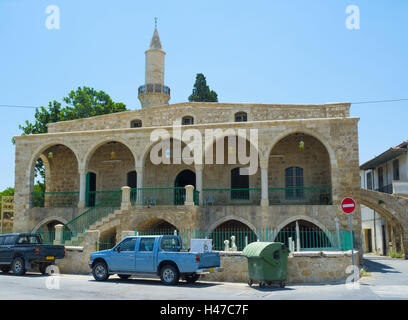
[121,186,131,210]
[185,185,195,206]
[260,159,269,207]
[53,224,64,245]
[78,169,87,209]
[195,164,203,206]
[136,165,143,205]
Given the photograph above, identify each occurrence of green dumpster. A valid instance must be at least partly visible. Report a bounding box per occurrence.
[242,242,289,288]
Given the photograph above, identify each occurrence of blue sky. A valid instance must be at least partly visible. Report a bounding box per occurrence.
[0,0,407,190]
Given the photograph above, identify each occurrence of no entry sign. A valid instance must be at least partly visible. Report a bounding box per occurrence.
[341,197,356,214]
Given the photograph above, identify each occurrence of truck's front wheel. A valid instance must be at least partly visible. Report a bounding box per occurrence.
[92,261,109,281]
[160,264,180,286]
[12,257,25,276]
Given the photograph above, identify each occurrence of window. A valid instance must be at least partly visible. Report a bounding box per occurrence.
[160,237,181,251]
[131,119,142,128]
[182,116,194,125]
[116,238,137,252]
[4,236,17,245]
[378,167,384,190]
[367,171,373,190]
[17,235,40,244]
[139,238,155,252]
[0,237,4,245]
[235,112,247,122]
[285,167,304,199]
[393,159,400,180]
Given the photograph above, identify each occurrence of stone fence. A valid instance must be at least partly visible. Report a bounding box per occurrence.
[55,230,359,284]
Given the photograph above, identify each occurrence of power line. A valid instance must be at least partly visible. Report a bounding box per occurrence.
[0,98,408,109]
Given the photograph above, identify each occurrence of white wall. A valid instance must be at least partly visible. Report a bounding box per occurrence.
[361,205,385,254]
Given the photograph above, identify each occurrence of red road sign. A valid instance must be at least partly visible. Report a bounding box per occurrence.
[341,197,356,214]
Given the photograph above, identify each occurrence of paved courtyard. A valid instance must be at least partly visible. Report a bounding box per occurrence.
[0,256,407,300]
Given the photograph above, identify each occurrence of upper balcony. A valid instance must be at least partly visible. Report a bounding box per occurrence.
[138,84,170,96]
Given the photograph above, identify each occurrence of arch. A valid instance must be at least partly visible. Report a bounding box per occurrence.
[266,128,338,169]
[275,215,331,235]
[83,136,137,170]
[136,218,179,233]
[141,137,188,167]
[32,216,69,232]
[206,215,257,233]
[27,141,81,185]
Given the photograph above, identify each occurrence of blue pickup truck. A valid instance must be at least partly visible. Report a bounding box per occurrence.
[89,235,222,285]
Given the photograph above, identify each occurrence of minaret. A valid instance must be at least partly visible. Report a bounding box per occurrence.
[138,22,170,108]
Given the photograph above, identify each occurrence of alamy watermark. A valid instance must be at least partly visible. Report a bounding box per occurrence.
[345,5,360,30]
[45,5,60,30]
[149,122,259,175]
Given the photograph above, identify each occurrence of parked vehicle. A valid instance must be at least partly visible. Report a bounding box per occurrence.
[0,233,65,275]
[89,235,222,285]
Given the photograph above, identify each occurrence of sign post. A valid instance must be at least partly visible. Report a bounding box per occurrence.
[341,198,356,269]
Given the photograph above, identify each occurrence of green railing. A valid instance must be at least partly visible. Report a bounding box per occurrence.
[134,228,355,252]
[99,236,116,251]
[64,190,122,238]
[130,188,187,206]
[31,192,79,208]
[86,190,122,207]
[201,188,261,206]
[268,187,332,205]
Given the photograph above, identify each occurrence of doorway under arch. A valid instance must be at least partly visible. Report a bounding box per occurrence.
[174,169,196,205]
[210,220,257,251]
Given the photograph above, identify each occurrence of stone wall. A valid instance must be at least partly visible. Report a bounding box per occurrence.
[201,250,360,284]
[47,103,350,134]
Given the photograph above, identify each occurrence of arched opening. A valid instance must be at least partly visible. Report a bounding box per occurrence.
[174,169,196,205]
[143,138,195,205]
[210,220,257,251]
[275,220,332,250]
[268,133,332,205]
[203,135,260,205]
[30,144,79,208]
[137,218,178,234]
[234,112,247,122]
[86,141,135,206]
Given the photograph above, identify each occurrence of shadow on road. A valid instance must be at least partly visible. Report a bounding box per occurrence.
[89,276,220,288]
[0,272,49,278]
[363,258,401,274]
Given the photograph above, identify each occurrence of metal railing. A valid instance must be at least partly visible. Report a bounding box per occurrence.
[138,84,170,95]
[268,187,332,205]
[375,184,393,194]
[31,192,79,208]
[64,190,122,238]
[130,187,190,206]
[201,188,261,206]
[134,228,355,252]
[86,190,122,207]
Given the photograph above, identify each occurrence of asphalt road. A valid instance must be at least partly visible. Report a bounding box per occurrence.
[0,256,407,300]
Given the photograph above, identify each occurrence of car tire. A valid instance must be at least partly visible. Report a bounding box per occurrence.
[1,266,10,273]
[118,274,131,280]
[12,257,25,276]
[39,263,50,275]
[185,273,200,284]
[92,261,109,281]
[160,264,180,286]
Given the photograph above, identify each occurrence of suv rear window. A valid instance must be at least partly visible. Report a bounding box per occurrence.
[160,237,181,251]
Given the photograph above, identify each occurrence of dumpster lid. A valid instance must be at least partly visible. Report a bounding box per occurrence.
[242,242,284,258]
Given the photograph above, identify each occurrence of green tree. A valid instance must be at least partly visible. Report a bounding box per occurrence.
[188,73,218,102]
[17,86,127,185]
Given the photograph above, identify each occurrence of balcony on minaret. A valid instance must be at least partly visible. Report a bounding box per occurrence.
[138,84,170,96]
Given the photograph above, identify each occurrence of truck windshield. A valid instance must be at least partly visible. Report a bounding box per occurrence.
[17,235,40,244]
[160,237,181,252]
